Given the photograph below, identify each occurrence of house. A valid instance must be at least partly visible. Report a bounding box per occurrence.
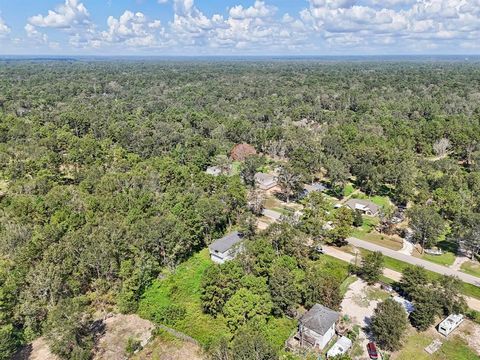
[303,182,328,194]
[254,172,278,190]
[393,296,415,314]
[230,143,257,161]
[438,314,464,336]
[297,304,340,350]
[206,166,222,176]
[208,231,244,264]
[326,336,352,358]
[345,199,380,216]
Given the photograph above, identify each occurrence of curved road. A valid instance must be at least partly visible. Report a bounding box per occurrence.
[347,237,480,287]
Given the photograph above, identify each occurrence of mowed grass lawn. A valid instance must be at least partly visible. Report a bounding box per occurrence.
[138,249,231,346]
[422,251,457,267]
[394,330,478,360]
[461,261,480,278]
[352,216,403,251]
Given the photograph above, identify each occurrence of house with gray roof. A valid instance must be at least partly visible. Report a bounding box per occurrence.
[297,304,340,350]
[208,231,244,264]
[345,198,380,216]
[254,172,278,190]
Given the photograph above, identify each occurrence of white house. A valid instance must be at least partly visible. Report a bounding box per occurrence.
[438,314,464,336]
[254,172,278,190]
[297,304,339,350]
[208,231,244,264]
[327,336,352,358]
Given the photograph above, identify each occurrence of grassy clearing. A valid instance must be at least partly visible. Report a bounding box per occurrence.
[461,261,480,278]
[138,250,231,347]
[343,183,355,197]
[263,317,297,351]
[365,287,390,302]
[394,330,478,360]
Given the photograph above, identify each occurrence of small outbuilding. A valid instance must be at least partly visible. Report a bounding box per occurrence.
[327,336,352,358]
[254,172,278,190]
[345,199,380,216]
[230,143,257,161]
[208,231,244,264]
[438,314,464,336]
[297,304,340,350]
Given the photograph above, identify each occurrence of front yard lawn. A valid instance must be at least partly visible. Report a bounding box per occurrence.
[422,251,457,267]
[352,230,403,251]
[461,261,480,278]
[394,329,477,360]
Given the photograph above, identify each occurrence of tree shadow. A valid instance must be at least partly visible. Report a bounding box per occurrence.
[11,344,32,360]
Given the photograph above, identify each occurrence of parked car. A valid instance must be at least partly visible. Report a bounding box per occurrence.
[367,342,379,359]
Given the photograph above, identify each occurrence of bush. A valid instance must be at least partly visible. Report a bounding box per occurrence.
[125,337,142,356]
[153,304,187,326]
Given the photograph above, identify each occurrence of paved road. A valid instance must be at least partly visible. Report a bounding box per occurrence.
[323,245,480,312]
[262,209,282,221]
[347,237,480,287]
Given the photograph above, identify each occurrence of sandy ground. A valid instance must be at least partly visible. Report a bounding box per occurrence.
[398,239,414,256]
[12,338,59,360]
[133,337,205,360]
[93,313,155,360]
[450,256,469,271]
[459,320,480,355]
[340,279,380,359]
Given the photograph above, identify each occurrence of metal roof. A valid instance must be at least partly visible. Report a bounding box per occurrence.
[208,231,244,253]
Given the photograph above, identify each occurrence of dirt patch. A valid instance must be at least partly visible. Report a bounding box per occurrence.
[93,313,155,360]
[459,320,480,355]
[12,338,59,360]
[133,332,205,360]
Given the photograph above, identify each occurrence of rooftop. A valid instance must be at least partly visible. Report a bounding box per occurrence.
[208,231,244,253]
[299,304,340,336]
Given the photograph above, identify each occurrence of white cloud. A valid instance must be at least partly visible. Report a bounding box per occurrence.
[0,16,11,37]
[101,10,164,47]
[25,23,48,43]
[229,1,277,19]
[28,0,90,29]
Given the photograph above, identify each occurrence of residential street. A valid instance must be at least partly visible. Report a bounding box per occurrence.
[347,237,480,287]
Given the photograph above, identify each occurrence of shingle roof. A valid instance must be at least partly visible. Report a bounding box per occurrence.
[208,231,244,253]
[254,172,276,185]
[299,304,340,335]
[345,199,379,214]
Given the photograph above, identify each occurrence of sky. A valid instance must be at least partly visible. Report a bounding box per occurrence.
[0,0,479,56]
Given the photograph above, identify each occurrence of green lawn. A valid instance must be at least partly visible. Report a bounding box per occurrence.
[343,183,355,197]
[461,261,480,278]
[138,249,231,347]
[340,275,357,296]
[422,251,456,267]
[395,331,478,360]
[352,230,403,251]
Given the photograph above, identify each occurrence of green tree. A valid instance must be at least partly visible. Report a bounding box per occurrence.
[201,262,245,316]
[327,207,354,246]
[268,263,300,316]
[44,297,94,360]
[436,275,467,316]
[304,271,342,310]
[231,326,278,360]
[358,251,384,285]
[370,299,408,351]
[223,288,272,331]
[277,165,302,203]
[0,324,17,360]
[410,288,442,331]
[407,206,445,251]
[353,210,363,227]
[399,265,429,300]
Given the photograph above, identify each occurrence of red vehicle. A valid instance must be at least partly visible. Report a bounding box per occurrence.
[367,342,379,359]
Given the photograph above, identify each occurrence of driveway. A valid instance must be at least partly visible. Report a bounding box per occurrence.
[347,237,480,287]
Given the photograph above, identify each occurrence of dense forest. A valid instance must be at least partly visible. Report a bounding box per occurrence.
[1,59,480,359]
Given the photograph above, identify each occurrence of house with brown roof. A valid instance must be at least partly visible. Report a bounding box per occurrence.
[230,143,257,161]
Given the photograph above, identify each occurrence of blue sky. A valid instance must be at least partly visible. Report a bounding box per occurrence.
[0,0,479,55]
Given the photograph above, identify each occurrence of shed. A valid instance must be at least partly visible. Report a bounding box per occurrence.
[208,231,244,264]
